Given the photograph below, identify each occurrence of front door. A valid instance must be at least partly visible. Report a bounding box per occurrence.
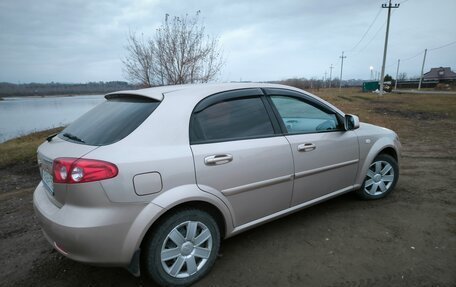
[285,131,359,205]
[265,89,359,206]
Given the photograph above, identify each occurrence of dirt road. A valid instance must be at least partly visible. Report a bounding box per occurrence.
[1,90,455,286]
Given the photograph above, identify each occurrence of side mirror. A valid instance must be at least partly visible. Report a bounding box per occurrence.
[344,114,360,130]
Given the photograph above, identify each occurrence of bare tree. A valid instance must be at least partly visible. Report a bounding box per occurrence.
[122,33,156,87]
[397,72,407,81]
[123,11,223,87]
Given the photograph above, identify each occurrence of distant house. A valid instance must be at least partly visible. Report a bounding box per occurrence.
[423,67,456,82]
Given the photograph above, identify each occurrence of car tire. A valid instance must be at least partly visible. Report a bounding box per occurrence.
[356,154,399,200]
[142,209,220,287]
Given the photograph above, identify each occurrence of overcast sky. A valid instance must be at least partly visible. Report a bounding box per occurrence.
[0,0,455,83]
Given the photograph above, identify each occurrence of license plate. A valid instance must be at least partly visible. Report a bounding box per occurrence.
[42,169,54,194]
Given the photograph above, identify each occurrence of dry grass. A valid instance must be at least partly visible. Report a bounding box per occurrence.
[0,128,63,169]
[311,88,456,118]
[310,88,456,158]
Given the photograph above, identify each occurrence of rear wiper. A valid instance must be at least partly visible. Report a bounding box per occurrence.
[46,133,58,142]
[62,132,85,143]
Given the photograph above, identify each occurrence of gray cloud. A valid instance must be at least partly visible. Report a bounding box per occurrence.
[0,0,455,83]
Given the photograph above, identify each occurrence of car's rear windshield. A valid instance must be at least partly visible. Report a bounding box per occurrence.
[58,96,160,146]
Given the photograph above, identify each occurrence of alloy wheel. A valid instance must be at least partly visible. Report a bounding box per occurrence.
[364,160,395,196]
[160,220,213,278]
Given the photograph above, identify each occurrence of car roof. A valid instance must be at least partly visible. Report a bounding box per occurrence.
[105,82,301,102]
[105,82,345,117]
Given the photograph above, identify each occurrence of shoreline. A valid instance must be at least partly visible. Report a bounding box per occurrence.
[0,126,65,144]
[0,127,63,172]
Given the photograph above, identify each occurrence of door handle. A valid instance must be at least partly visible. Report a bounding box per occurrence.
[297,143,316,152]
[204,154,233,165]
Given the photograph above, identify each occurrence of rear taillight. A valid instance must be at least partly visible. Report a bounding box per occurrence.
[53,157,118,184]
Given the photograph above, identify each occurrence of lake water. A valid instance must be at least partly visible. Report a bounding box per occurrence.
[0,95,105,143]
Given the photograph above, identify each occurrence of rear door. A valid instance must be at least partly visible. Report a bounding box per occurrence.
[190,89,294,226]
[264,88,359,206]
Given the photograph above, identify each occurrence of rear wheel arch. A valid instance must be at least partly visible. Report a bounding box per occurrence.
[141,200,227,244]
[124,186,233,274]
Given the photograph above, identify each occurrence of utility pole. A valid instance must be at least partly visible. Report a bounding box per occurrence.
[418,48,427,90]
[329,64,334,88]
[324,71,327,88]
[379,0,400,94]
[394,59,400,90]
[339,51,346,92]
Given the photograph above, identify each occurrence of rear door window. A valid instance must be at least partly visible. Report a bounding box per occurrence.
[59,96,159,146]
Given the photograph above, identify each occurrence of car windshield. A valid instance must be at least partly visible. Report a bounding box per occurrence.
[58,96,160,146]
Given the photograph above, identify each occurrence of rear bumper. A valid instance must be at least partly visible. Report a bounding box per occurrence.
[33,182,162,266]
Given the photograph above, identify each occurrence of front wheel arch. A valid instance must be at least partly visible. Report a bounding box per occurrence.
[378,146,398,162]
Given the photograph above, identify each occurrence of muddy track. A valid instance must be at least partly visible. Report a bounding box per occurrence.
[0,149,455,286]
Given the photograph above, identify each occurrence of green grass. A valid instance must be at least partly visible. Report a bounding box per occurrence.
[0,128,63,169]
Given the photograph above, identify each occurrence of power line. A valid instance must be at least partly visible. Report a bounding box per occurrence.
[429,40,456,51]
[356,19,387,54]
[401,51,424,62]
[397,40,454,63]
[386,61,397,68]
[349,8,382,52]
[353,8,401,56]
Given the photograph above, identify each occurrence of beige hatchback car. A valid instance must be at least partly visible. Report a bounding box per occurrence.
[34,83,400,286]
